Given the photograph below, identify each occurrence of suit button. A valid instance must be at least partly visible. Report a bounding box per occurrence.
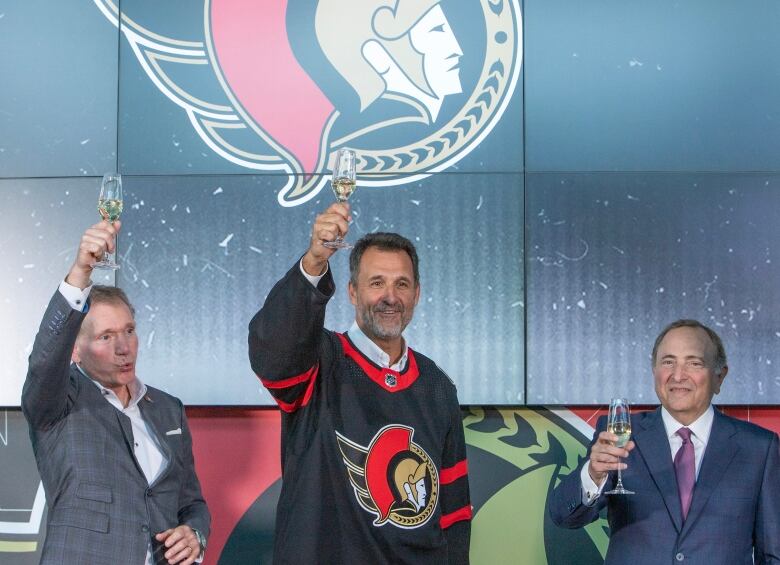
[675,553,684,561]
[146,488,153,497]
[141,524,149,533]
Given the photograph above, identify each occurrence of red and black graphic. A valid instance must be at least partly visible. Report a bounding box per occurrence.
[336,425,438,529]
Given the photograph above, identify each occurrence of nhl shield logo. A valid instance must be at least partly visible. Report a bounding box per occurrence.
[335,425,439,529]
[95,0,522,206]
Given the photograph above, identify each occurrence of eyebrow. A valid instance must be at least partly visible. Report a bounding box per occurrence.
[660,354,705,361]
[96,323,136,334]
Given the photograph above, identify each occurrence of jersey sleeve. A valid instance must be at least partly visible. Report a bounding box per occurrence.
[439,393,472,564]
[248,260,334,412]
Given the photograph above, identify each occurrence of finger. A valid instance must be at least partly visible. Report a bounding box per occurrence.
[81,229,116,254]
[314,224,344,244]
[325,201,350,217]
[163,536,189,557]
[155,529,173,542]
[591,445,628,463]
[315,218,349,240]
[166,544,195,564]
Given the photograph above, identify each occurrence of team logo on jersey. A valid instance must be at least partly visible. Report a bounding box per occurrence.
[94,0,522,207]
[335,425,438,529]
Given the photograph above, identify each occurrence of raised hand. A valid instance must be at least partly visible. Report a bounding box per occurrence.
[302,202,351,276]
[65,220,121,289]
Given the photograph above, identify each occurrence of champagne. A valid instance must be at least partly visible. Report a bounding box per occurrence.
[607,422,632,448]
[331,177,356,201]
[98,198,123,222]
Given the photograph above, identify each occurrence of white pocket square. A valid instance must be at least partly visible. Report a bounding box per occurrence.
[165,428,182,436]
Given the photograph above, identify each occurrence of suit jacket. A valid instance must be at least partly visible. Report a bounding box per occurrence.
[549,407,780,564]
[22,291,210,565]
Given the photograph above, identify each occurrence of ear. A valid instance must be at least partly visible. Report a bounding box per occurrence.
[714,365,728,394]
[414,283,420,306]
[71,341,82,364]
[348,281,357,306]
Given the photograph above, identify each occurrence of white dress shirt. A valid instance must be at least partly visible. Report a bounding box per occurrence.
[581,405,715,504]
[299,260,409,370]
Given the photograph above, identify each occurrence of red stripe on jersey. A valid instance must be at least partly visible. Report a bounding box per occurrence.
[336,333,419,393]
[261,365,319,413]
[440,459,468,484]
[260,364,318,389]
[440,505,473,530]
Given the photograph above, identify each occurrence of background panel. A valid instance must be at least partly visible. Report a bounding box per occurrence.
[116,0,524,176]
[0,177,114,406]
[524,0,780,172]
[119,172,524,405]
[526,172,780,405]
[0,1,118,177]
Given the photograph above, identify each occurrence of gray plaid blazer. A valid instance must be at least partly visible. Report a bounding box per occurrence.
[22,291,210,565]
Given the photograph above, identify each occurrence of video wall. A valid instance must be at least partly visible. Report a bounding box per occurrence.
[2,0,780,406]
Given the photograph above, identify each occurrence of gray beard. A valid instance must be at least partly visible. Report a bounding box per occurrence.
[360,305,406,341]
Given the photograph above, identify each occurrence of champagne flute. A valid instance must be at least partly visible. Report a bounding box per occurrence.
[323,148,357,249]
[93,173,123,270]
[604,398,634,495]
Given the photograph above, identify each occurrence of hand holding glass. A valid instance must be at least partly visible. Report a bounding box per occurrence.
[323,148,356,249]
[93,173,123,270]
[604,398,634,495]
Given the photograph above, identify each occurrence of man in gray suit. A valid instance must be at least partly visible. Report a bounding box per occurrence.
[22,221,210,565]
[549,319,780,564]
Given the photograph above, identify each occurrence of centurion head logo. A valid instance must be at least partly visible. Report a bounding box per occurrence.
[94,0,522,207]
[336,425,439,529]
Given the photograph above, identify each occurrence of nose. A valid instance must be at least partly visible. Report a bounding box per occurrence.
[671,364,686,381]
[383,287,399,303]
[115,334,131,355]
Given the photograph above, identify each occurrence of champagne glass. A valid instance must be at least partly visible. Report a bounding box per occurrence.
[323,148,357,249]
[93,173,123,270]
[604,398,634,495]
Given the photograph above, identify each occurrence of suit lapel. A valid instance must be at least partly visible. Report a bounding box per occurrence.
[138,390,174,487]
[632,408,684,533]
[680,409,739,537]
[75,369,147,479]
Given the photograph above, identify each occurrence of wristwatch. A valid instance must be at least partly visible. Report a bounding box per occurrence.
[193,528,207,554]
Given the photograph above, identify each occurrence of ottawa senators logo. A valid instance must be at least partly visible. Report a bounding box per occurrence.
[335,425,438,529]
[94,0,522,207]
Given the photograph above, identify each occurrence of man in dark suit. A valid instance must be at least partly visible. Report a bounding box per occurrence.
[549,319,780,564]
[22,221,210,565]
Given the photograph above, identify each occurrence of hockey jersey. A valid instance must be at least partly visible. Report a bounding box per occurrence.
[249,262,471,564]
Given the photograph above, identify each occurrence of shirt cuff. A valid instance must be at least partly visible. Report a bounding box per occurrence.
[299,258,328,287]
[58,279,92,312]
[580,462,606,506]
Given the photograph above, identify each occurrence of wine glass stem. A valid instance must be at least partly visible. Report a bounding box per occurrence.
[616,456,623,487]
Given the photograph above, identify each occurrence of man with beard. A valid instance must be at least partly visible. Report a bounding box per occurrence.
[248,203,471,564]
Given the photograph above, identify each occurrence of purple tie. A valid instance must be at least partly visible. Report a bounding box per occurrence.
[674,427,695,520]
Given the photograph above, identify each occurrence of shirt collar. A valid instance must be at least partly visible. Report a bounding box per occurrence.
[661,404,714,445]
[77,364,147,409]
[347,321,408,372]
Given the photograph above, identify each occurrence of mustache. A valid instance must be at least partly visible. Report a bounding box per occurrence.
[372,300,405,314]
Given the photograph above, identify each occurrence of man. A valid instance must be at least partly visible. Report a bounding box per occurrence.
[22,221,210,565]
[549,319,780,564]
[248,203,471,563]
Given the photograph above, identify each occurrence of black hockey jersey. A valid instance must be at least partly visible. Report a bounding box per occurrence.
[249,262,471,564]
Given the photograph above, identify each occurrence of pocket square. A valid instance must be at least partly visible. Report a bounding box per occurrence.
[165,428,182,436]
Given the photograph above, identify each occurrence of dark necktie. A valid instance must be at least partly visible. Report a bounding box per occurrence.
[674,427,695,520]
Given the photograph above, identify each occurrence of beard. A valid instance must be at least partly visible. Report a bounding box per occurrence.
[359,299,413,341]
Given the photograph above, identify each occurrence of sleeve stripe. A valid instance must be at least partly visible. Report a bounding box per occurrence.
[272,367,319,413]
[440,504,473,530]
[440,459,468,484]
[259,364,318,389]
